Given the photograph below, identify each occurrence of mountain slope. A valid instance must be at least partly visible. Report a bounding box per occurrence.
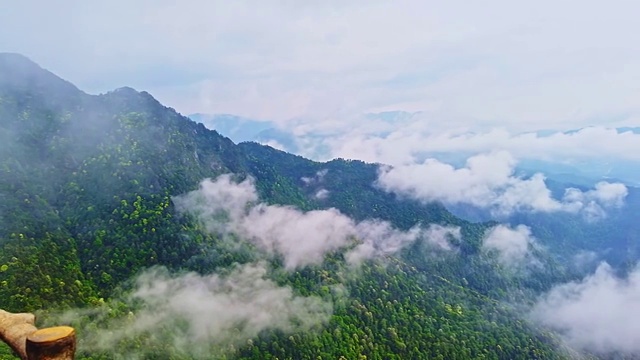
[0,54,573,359]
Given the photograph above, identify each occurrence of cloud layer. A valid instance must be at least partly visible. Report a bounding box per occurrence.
[251,119,640,187]
[53,262,331,358]
[532,262,640,355]
[375,151,628,218]
[309,124,640,164]
[482,224,535,267]
[173,174,460,269]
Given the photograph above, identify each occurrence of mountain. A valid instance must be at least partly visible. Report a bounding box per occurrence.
[192,111,640,186]
[0,54,622,359]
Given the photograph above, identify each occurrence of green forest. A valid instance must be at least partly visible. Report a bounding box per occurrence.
[0,53,634,359]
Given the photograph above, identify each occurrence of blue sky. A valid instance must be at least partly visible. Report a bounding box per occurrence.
[2,0,639,131]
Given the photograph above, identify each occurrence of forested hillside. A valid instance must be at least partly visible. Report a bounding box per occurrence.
[0,53,606,359]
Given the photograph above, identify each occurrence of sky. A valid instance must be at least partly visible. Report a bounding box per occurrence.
[2,0,640,131]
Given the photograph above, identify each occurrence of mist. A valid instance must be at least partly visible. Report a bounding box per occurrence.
[345,222,461,265]
[482,224,536,267]
[287,121,640,166]
[173,174,461,269]
[376,151,628,219]
[531,262,640,355]
[47,262,332,359]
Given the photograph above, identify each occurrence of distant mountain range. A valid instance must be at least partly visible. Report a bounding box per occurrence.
[190,113,640,186]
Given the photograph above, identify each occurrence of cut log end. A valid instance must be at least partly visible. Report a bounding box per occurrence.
[26,326,76,360]
[1,309,76,359]
[28,327,75,344]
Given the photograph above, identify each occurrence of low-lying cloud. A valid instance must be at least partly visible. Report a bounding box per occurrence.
[531,262,640,355]
[173,174,459,269]
[241,205,355,268]
[314,188,330,200]
[270,121,640,168]
[51,262,331,359]
[345,222,461,265]
[562,181,628,221]
[375,151,627,218]
[301,169,328,185]
[482,224,536,267]
[172,173,259,234]
[423,224,462,252]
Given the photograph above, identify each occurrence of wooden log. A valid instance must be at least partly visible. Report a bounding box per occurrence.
[0,309,75,360]
[26,326,76,360]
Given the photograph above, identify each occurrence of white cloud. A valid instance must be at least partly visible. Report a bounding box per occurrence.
[53,262,331,358]
[173,176,354,269]
[423,224,462,252]
[345,223,460,265]
[482,225,535,267]
[172,174,258,234]
[301,170,331,200]
[240,205,355,269]
[375,151,628,217]
[319,125,640,164]
[314,189,330,200]
[531,262,640,355]
[301,169,329,185]
[561,181,628,221]
[345,222,421,265]
[173,174,457,269]
[564,181,628,208]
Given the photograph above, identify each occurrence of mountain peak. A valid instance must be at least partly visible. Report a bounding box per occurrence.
[0,53,49,83]
[0,52,82,98]
[101,86,166,112]
[0,52,39,66]
[112,86,139,94]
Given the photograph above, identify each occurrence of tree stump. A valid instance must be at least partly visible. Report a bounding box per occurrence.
[0,309,75,360]
[26,326,76,360]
